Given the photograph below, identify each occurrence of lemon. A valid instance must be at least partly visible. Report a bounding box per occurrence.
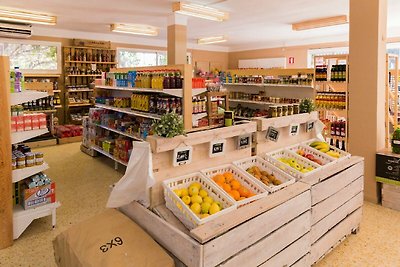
[214,201,223,210]
[181,188,189,197]
[199,189,208,198]
[201,202,211,214]
[190,203,201,214]
[200,214,210,219]
[191,195,203,204]
[188,185,199,196]
[173,189,182,197]
[203,196,213,204]
[209,203,221,215]
[190,182,202,190]
[181,195,191,205]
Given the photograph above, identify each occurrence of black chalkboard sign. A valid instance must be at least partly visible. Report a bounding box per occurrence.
[266,126,280,142]
[306,121,315,132]
[173,146,193,166]
[210,139,226,157]
[376,153,400,183]
[237,134,251,150]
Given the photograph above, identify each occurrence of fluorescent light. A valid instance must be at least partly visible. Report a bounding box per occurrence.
[173,2,229,22]
[292,15,348,31]
[198,36,227,45]
[0,6,56,25]
[111,24,159,36]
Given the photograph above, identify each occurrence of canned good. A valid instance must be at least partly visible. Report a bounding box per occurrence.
[277,106,283,117]
[17,155,26,169]
[35,152,44,165]
[293,104,300,114]
[12,156,17,170]
[25,152,35,167]
[269,106,278,118]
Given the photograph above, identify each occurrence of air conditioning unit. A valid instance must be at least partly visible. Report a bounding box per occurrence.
[0,22,32,39]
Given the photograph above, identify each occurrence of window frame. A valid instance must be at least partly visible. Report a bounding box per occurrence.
[116,47,167,68]
[0,38,62,74]
[307,47,349,68]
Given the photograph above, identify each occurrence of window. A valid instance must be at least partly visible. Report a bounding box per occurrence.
[117,48,167,68]
[0,39,61,73]
[307,47,349,68]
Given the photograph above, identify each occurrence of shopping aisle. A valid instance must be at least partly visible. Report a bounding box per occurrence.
[0,143,123,267]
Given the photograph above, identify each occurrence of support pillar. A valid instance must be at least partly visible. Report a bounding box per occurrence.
[167,14,187,65]
[348,0,387,202]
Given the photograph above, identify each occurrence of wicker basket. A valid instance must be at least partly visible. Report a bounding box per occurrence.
[287,144,335,167]
[163,172,236,230]
[201,164,268,207]
[263,149,320,179]
[302,138,351,162]
[233,156,295,193]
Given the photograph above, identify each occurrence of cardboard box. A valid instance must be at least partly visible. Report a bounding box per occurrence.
[11,116,17,132]
[23,114,32,131]
[16,116,24,132]
[21,182,56,210]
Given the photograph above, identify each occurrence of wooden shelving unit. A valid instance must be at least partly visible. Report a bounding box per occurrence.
[63,44,116,124]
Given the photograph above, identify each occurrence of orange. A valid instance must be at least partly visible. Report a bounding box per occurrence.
[247,192,256,198]
[230,180,241,190]
[216,181,224,187]
[238,186,250,198]
[223,172,234,183]
[213,174,225,184]
[239,197,246,200]
[222,183,232,193]
[229,190,241,201]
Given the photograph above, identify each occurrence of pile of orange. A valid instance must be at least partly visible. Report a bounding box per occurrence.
[212,172,256,201]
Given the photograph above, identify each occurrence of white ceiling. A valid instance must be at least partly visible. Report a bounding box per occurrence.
[1,0,400,52]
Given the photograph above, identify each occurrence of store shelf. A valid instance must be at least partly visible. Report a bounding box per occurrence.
[224,83,313,89]
[192,112,208,122]
[24,74,61,78]
[13,202,61,239]
[95,85,207,98]
[230,99,274,105]
[69,103,93,107]
[92,123,144,141]
[91,145,128,166]
[54,105,63,109]
[68,89,94,92]
[24,109,57,114]
[67,74,102,77]
[95,103,161,120]
[315,81,347,84]
[11,129,49,144]
[12,162,49,183]
[235,116,260,120]
[65,61,117,64]
[10,91,48,106]
[53,90,61,93]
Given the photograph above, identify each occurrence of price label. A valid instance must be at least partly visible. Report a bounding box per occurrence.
[209,139,226,158]
[173,146,193,167]
[237,134,252,149]
[306,120,315,132]
[289,123,300,136]
[266,126,280,142]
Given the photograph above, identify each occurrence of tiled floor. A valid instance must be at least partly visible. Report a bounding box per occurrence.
[0,142,399,266]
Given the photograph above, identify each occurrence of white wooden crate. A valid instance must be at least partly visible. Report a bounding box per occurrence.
[302,138,351,162]
[287,144,335,167]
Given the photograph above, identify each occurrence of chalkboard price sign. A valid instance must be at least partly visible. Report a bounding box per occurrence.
[173,146,193,167]
[209,139,226,158]
[306,120,315,132]
[266,126,280,142]
[289,123,300,136]
[237,134,251,150]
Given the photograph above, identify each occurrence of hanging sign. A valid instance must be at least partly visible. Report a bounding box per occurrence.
[266,126,280,142]
[237,134,252,150]
[306,120,315,132]
[209,139,226,158]
[289,123,300,136]
[173,146,193,167]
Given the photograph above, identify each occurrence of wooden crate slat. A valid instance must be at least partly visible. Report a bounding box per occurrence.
[301,156,364,185]
[311,192,363,243]
[311,208,362,264]
[382,200,400,211]
[220,213,310,267]
[257,233,310,267]
[190,182,310,243]
[119,202,203,267]
[309,161,364,204]
[202,190,311,267]
[382,183,400,193]
[311,176,363,224]
[382,189,400,203]
[290,253,311,267]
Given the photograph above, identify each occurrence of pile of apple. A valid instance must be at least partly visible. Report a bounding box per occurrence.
[173,182,222,219]
[297,149,323,165]
[278,157,315,173]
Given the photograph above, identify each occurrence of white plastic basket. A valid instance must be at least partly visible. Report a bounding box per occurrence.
[263,148,320,179]
[233,156,295,193]
[163,172,236,230]
[287,144,335,167]
[302,138,351,162]
[201,164,268,207]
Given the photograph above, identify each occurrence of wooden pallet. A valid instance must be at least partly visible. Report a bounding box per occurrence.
[24,138,57,148]
[57,136,82,144]
[300,156,364,264]
[382,183,400,211]
[120,182,312,267]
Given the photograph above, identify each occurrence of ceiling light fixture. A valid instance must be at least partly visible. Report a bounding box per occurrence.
[111,23,159,36]
[0,6,56,25]
[292,15,348,31]
[172,2,229,22]
[198,36,227,45]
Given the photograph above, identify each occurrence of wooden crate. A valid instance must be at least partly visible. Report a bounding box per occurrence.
[57,135,83,144]
[120,182,312,267]
[382,183,400,211]
[300,156,364,264]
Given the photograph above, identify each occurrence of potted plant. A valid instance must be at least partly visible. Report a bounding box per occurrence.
[152,113,185,138]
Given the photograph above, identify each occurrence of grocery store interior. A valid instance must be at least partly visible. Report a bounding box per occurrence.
[1,0,400,266]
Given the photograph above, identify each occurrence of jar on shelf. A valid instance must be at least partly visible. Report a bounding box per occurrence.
[288,104,294,115]
[293,104,300,114]
[269,105,278,118]
[282,105,288,116]
[277,105,283,117]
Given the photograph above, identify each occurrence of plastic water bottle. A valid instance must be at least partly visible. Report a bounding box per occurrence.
[14,67,22,92]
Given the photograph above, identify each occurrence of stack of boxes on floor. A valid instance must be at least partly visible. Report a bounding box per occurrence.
[89,108,133,163]
[54,125,83,138]
[12,144,56,210]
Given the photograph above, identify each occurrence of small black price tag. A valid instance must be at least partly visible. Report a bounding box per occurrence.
[209,139,226,158]
[173,146,193,167]
[266,126,280,142]
[306,121,315,132]
[237,134,251,149]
